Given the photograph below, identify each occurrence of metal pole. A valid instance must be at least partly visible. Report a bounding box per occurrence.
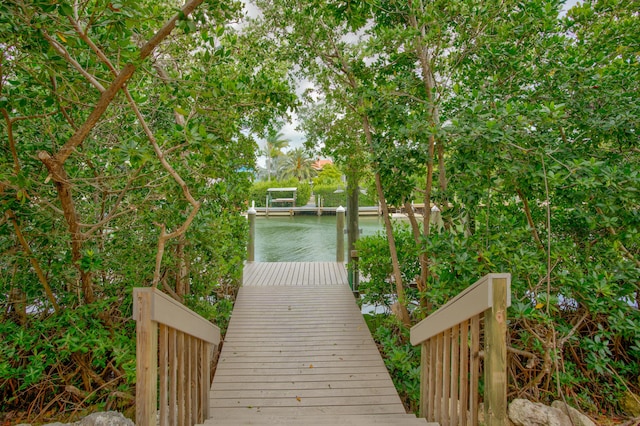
[247,204,256,262]
[336,206,345,263]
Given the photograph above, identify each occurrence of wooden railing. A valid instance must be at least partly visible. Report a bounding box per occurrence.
[133,288,221,426]
[410,273,511,426]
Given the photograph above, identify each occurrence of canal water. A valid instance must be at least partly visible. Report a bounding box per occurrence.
[254,215,385,262]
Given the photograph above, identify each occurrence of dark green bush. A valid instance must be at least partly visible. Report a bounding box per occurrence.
[357,204,640,415]
[313,184,378,208]
[249,179,311,207]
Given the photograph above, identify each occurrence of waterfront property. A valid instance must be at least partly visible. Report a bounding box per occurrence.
[255,205,381,217]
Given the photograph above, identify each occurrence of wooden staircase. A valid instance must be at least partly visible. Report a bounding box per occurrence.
[198,413,433,425]
[135,263,509,426]
[198,263,434,425]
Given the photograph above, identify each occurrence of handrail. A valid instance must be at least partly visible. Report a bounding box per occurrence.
[133,287,221,426]
[410,273,511,426]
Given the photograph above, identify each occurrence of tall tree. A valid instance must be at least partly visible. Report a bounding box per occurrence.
[252,0,639,414]
[278,148,317,182]
[252,0,418,323]
[264,129,290,180]
[0,0,296,417]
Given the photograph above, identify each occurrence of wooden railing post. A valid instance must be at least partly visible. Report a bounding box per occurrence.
[411,273,511,426]
[419,341,429,419]
[247,204,256,262]
[133,287,220,426]
[484,275,508,425]
[135,289,158,426]
[336,206,345,263]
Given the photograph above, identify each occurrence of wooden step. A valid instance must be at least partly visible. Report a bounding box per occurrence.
[204,264,435,426]
[198,413,436,425]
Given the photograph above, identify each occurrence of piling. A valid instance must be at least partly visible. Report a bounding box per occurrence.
[247,204,256,262]
[336,206,345,263]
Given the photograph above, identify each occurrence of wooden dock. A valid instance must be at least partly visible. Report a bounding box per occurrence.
[253,206,381,216]
[200,262,431,425]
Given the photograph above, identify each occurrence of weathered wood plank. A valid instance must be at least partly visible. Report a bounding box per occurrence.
[134,290,157,426]
[210,395,403,408]
[485,276,508,425]
[177,331,185,426]
[210,264,409,420]
[459,319,469,426]
[159,324,168,426]
[242,262,348,286]
[133,287,220,345]
[219,345,380,353]
[210,387,400,399]
[450,324,460,426]
[208,405,407,416]
[169,328,177,426]
[216,360,385,369]
[215,366,389,376]
[470,315,480,426]
[219,354,384,363]
[210,379,396,391]
[443,330,451,425]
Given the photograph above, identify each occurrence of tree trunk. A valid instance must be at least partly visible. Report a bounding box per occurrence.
[346,169,360,260]
[403,201,432,310]
[408,1,443,311]
[361,113,410,325]
[9,286,27,325]
[38,152,95,304]
[35,0,205,301]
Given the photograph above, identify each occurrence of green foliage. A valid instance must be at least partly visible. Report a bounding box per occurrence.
[0,0,296,420]
[313,184,347,208]
[313,184,377,208]
[313,164,342,186]
[0,299,137,411]
[277,148,317,182]
[280,0,639,416]
[356,225,420,307]
[365,314,421,413]
[296,182,312,207]
[248,179,310,207]
[358,205,640,413]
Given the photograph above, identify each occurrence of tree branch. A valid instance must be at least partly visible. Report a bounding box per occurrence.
[595,206,640,268]
[6,210,60,313]
[516,187,545,251]
[42,32,106,93]
[1,108,20,173]
[49,0,205,166]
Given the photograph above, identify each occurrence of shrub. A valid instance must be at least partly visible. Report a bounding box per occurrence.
[249,179,310,207]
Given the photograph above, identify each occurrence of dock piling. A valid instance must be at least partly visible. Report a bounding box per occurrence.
[247,204,256,262]
[336,206,345,262]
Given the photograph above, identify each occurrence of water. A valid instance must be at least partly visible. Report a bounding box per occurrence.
[254,215,384,262]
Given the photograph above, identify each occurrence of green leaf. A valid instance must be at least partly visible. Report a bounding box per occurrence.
[58,2,73,16]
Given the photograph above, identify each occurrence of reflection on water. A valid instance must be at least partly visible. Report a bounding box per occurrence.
[254,215,384,262]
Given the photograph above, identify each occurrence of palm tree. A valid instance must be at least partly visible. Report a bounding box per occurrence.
[278,148,317,181]
[264,130,289,181]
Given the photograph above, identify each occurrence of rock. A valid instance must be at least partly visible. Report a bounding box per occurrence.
[551,401,597,426]
[20,412,133,426]
[478,403,515,425]
[508,398,572,426]
[77,412,134,426]
[620,391,640,417]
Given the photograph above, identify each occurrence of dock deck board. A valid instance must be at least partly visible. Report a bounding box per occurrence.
[208,262,408,419]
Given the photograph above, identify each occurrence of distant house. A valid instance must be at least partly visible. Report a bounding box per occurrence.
[311,158,333,171]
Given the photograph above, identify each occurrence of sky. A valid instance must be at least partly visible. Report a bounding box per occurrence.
[247,0,582,164]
